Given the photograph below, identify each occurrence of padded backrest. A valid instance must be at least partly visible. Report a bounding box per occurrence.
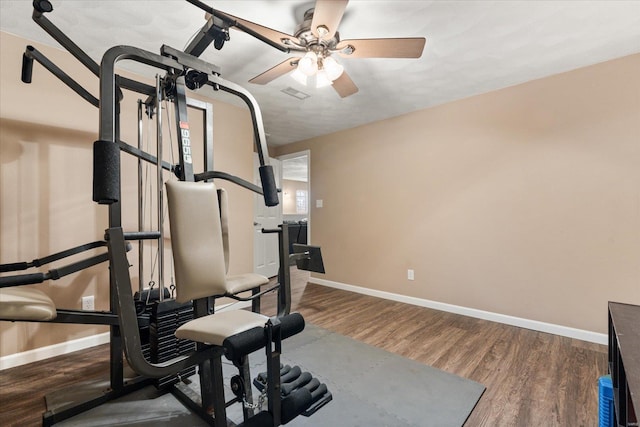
[166,180,228,303]
[217,188,229,274]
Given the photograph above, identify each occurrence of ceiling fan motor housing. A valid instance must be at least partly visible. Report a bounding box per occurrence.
[294,8,340,53]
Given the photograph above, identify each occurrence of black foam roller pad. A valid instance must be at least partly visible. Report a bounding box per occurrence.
[223,313,306,361]
[259,165,279,207]
[93,140,120,204]
[21,49,34,84]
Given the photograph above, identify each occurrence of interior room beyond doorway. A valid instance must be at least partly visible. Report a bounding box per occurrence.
[280,152,310,260]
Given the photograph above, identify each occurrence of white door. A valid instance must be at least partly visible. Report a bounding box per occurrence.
[254,155,282,277]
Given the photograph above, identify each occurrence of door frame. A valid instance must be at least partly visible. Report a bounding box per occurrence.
[278,150,311,244]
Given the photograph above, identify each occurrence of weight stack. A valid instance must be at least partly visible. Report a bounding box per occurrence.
[149,299,197,389]
[133,289,170,367]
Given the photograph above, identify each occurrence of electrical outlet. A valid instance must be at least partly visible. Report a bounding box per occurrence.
[407,269,415,281]
[82,295,95,311]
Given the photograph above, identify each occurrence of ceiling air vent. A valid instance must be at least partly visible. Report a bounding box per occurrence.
[281,87,310,100]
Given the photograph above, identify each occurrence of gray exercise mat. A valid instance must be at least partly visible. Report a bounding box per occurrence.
[56,323,485,426]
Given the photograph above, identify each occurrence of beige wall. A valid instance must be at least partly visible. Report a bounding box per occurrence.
[275,53,640,334]
[0,31,255,357]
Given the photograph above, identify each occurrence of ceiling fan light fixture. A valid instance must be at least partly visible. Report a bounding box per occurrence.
[298,51,318,76]
[315,69,333,88]
[290,68,308,86]
[322,56,344,81]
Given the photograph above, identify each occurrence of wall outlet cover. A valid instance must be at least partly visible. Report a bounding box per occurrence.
[82,295,95,311]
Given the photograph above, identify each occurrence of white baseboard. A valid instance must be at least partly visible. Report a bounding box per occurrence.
[0,332,111,371]
[2,284,605,370]
[0,301,253,371]
[309,277,607,345]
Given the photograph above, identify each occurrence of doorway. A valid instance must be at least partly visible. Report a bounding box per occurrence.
[279,151,310,261]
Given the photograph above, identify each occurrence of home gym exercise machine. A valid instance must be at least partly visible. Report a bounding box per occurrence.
[0,1,330,426]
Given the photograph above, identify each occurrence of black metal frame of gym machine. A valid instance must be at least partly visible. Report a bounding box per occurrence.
[98,44,306,425]
[8,2,304,425]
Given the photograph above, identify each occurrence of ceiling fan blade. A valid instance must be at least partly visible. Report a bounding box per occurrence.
[311,0,349,39]
[215,10,297,48]
[336,37,426,58]
[332,70,358,98]
[249,58,299,85]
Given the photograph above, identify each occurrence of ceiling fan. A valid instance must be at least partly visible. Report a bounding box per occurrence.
[214,0,426,98]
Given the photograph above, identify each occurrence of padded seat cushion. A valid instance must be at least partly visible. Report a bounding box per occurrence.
[175,309,268,346]
[0,287,56,321]
[226,273,269,295]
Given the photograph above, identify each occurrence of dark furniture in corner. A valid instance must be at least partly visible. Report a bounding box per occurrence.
[284,221,307,266]
[285,221,307,254]
[608,302,639,427]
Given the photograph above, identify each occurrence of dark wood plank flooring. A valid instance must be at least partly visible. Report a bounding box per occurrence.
[0,269,607,426]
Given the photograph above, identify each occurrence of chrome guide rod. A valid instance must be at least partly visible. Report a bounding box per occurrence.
[137,100,144,294]
[155,75,164,300]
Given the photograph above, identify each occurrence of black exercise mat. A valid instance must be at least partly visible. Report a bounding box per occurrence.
[252,323,485,426]
[56,323,485,426]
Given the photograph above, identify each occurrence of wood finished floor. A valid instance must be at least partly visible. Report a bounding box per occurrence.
[0,268,608,426]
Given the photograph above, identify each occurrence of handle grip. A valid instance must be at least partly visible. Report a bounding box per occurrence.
[0,273,46,288]
[259,165,279,207]
[21,48,34,84]
[93,140,120,204]
[0,262,30,273]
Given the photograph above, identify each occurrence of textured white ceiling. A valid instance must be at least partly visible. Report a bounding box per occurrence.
[282,155,309,182]
[1,1,639,146]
